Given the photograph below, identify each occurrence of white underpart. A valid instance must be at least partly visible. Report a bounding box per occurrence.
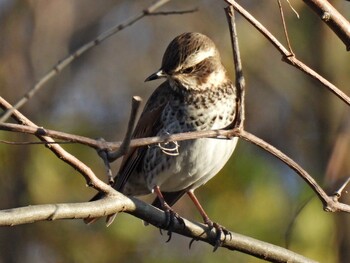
[154,137,238,192]
[149,93,238,192]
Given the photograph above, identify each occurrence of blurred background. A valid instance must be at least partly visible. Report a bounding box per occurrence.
[0,0,350,262]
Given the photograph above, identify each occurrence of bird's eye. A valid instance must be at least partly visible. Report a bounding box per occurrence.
[183,67,194,74]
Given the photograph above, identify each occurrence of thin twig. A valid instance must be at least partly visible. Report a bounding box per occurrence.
[334,177,350,200]
[277,0,294,55]
[98,96,142,183]
[225,6,245,129]
[147,8,198,16]
[0,0,176,123]
[224,0,350,106]
[105,96,142,162]
[285,0,300,19]
[0,140,72,145]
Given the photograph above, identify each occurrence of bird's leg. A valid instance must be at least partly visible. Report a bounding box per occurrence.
[153,186,184,241]
[187,190,231,251]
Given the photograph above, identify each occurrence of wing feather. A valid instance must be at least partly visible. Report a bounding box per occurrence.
[114,81,171,192]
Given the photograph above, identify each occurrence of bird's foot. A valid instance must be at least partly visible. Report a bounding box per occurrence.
[205,219,232,252]
[160,204,185,242]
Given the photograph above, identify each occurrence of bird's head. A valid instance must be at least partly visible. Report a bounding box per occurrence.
[145,32,227,90]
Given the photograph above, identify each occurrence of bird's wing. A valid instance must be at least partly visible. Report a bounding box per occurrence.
[114,81,171,192]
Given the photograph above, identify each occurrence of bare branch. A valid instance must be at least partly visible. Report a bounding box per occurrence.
[3,117,350,214]
[277,0,295,54]
[0,96,114,195]
[98,96,142,183]
[236,130,330,207]
[225,6,246,129]
[303,0,350,50]
[0,140,72,145]
[0,121,238,150]
[333,177,350,200]
[224,0,350,107]
[0,121,104,148]
[105,96,142,162]
[0,0,181,123]
[147,7,198,16]
[0,195,317,263]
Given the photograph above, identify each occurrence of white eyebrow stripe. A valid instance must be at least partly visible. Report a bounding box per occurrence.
[190,47,216,65]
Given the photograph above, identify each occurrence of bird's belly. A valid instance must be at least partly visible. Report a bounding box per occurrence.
[151,137,238,192]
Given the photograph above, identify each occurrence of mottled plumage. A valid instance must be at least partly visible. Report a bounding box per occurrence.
[86,33,238,237]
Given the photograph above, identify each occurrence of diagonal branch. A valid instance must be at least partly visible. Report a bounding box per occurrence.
[0,96,114,195]
[303,0,350,51]
[224,0,350,107]
[0,0,187,123]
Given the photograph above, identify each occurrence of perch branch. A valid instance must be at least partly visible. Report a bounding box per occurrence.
[2,119,350,214]
[0,195,316,263]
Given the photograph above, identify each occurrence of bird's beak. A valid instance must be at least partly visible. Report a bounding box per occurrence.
[145,69,167,82]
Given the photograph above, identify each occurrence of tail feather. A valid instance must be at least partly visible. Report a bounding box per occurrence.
[84,190,121,225]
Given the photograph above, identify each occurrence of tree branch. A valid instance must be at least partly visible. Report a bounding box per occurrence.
[224,0,350,107]
[225,5,246,130]
[0,96,114,195]
[0,195,317,263]
[2,118,350,214]
[0,0,193,123]
[303,0,350,51]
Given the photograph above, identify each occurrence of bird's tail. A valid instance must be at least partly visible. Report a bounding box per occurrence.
[83,192,117,226]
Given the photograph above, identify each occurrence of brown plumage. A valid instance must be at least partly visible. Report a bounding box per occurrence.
[85,33,238,247]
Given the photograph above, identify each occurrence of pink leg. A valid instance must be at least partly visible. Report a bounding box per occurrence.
[187,190,231,251]
[187,190,212,226]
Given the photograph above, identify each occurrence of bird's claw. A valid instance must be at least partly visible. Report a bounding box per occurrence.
[206,220,231,251]
[188,220,231,251]
[160,208,185,243]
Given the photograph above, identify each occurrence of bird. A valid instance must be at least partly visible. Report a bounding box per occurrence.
[85,32,239,247]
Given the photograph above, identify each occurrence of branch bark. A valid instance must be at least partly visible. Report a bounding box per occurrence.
[0,195,317,263]
[224,0,350,107]
[0,96,115,195]
[0,0,175,123]
[303,0,350,50]
[2,119,350,214]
